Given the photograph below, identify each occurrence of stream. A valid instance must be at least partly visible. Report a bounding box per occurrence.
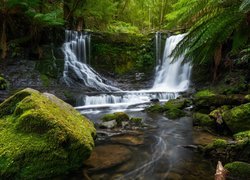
[62,31,215,179]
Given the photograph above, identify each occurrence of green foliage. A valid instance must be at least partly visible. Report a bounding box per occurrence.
[193,112,214,127]
[166,0,250,66]
[0,88,96,179]
[0,76,8,90]
[108,21,140,34]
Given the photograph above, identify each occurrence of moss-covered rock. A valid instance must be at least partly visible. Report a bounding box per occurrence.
[245,94,250,102]
[130,117,142,124]
[234,131,250,141]
[193,90,247,111]
[147,101,185,119]
[146,104,166,113]
[0,88,96,179]
[101,112,129,126]
[193,112,214,127]
[225,161,250,179]
[203,138,250,163]
[165,108,185,119]
[222,103,250,133]
[0,75,8,90]
[164,98,187,110]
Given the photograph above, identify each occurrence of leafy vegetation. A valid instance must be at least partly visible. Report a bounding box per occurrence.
[166,0,250,80]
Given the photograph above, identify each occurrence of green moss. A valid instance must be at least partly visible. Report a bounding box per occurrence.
[194,89,215,98]
[130,117,142,124]
[101,112,129,126]
[40,74,50,87]
[225,161,250,179]
[0,75,8,90]
[205,139,228,149]
[193,113,214,127]
[245,94,250,102]
[222,103,250,133]
[102,113,117,122]
[164,98,187,110]
[146,104,166,113]
[234,131,250,141]
[165,108,185,119]
[0,88,96,179]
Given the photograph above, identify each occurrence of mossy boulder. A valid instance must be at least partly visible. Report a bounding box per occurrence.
[225,161,250,179]
[0,88,96,179]
[222,103,250,133]
[130,117,142,124]
[0,75,8,90]
[164,98,187,110]
[193,90,247,111]
[101,112,129,126]
[165,108,185,119]
[203,138,250,163]
[234,131,250,141]
[193,113,214,127]
[147,100,186,119]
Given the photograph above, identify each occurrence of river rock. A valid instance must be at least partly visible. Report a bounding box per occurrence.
[84,145,132,171]
[0,88,96,179]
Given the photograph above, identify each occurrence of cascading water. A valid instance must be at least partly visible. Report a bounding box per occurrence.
[152,34,192,92]
[62,30,120,92]
[75,33,192,109]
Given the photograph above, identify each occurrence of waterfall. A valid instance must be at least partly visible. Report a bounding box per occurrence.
[67,32,192,109]
[62,30,120,92]
[152,34,192,92]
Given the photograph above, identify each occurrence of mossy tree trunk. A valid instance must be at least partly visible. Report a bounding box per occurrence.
[213,44,222,82]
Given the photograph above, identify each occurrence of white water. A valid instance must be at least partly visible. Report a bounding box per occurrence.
[62,31,192,110]
[152,34,192,92]
[62,30,120,92]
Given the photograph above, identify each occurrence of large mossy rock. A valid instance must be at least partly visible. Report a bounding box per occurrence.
[225,161,250,179]
[193,90,247,111]
[193,112,214,127]
[0,88,96,179]
[222,103,250,133]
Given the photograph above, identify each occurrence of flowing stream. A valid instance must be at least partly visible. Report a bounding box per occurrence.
[62,31,214,179]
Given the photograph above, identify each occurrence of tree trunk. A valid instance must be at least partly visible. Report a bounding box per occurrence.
[213,44,222,82]
[1,19,7,60]
[77,17,85,31]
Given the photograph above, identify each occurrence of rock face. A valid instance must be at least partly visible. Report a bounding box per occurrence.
[0,88,96,179]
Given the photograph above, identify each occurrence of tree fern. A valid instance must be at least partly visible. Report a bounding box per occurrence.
[167,0,249,67]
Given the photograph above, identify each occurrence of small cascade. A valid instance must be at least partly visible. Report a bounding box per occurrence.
[62,30,120,92]
[76,92,178,109]
[152,34,192,92]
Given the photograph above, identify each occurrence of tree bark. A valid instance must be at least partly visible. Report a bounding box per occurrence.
[213,44,222,82]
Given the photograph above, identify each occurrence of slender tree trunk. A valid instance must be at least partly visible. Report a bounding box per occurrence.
[1,19,7,60]
[213,44,222,82]
[77,17,85,31]
[160,0,164,29]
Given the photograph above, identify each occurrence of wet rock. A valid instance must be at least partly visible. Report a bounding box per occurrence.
[150,98,160,103]
[225,161,250,179]
[111,134,144,146]
[84,145,132,171]
[165,172,182,180]
[193,128,223,146]
[99,120,117,129]
[101,112,129,126]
